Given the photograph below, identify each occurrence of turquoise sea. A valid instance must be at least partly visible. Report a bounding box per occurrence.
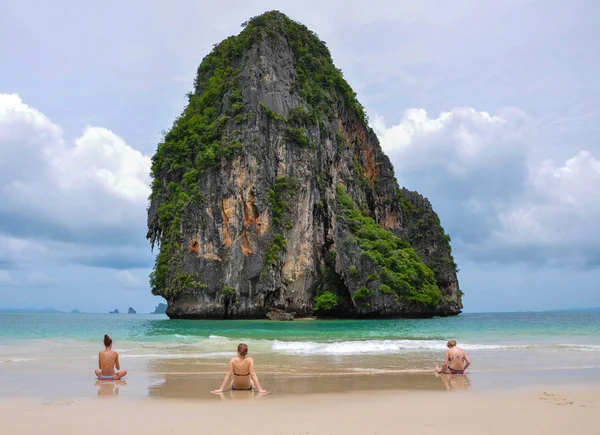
[1,311,599,398]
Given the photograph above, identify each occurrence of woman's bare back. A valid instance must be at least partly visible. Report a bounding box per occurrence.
[99,350,118,376]
[231,357,252,389]
[447,347,466,370]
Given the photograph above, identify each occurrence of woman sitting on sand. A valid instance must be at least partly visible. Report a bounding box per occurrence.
[94,334,127,380]
[212,343,268,393]
[435,339,471,374]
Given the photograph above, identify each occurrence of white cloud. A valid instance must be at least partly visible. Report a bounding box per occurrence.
[374,106,600,267]
[0,94,153,270]
[373,107,533,198]
[0,94,151,240]
[0,94,61,186]
[494,151,600,254]
[53,126,151,205]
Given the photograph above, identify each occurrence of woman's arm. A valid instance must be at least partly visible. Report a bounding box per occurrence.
[212,359,234,393]
[463,352,471,371]
[115,352,121,371]
[249,358,268,393]
[98,353,102,369]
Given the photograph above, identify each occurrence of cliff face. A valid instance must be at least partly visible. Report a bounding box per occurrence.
[147,11,462,319]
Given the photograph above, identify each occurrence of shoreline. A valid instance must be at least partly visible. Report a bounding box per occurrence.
[1,366,598,401]
[2,384,597,434]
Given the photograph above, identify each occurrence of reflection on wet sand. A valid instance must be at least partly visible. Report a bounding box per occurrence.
[147,372,446,399]
[436,373,472,391]
[95,379,127,396]
[212,390,269,401]
[142,354,438,376]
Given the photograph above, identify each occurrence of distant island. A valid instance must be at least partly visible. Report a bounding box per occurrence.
[70,309,81,314]
[128,307,136,314]
[109,309,119,314]
[151,303,167,314]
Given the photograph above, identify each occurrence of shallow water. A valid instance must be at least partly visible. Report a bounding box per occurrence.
[1,311,599,399]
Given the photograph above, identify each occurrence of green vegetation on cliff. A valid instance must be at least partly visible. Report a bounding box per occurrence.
[397,188,460,300]
[313,250,345,313]
[336,186,442,308]
[261,176,298,279]
[149,180,204,297]
[246,11,368,124]
[148,28,245,297]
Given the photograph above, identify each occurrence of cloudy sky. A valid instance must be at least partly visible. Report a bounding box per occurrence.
[1,0,598,313]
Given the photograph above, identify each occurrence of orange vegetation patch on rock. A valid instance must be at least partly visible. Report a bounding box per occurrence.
[221,198,232,249]
[358,127,366,142]
[203,241,222,261]
[259,209,270,236]
[240,230,253,256]
[338,117,379,184]
[188,238,222,261]
[383,211,401,229]
[234,160,246,189]
[242,195,261,230]
[239,193,261,256]
[188,239,200,253]
[360,144,379,183]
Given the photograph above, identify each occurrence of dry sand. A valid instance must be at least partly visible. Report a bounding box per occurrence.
[2,384,597,434]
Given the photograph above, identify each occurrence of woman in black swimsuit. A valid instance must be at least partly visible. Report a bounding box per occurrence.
[212,343,268,394]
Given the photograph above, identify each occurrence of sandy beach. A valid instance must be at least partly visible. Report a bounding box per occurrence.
[2,383,598,434]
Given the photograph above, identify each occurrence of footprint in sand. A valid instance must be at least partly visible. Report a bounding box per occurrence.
[538,392,575,406]
[43,400,75,408]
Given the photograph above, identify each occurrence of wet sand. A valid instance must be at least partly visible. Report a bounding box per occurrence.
[1,384,598,434]
[2,364,599,403]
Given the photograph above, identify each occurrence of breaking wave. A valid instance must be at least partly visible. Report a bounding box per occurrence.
[0,357,35,363]
[270,340,600,355]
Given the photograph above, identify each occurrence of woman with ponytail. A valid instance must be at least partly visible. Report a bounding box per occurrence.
[94,334,127,380]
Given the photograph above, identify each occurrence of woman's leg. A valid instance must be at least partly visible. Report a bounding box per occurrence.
[116,369,127,379]
[94,369,102,379]
[434,364,452,374]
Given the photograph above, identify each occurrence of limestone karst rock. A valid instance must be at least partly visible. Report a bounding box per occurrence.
[147,11,462,319]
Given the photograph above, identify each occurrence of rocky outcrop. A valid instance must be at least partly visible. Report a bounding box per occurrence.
[151,303,167,314]
[147,11,462,319]
[398,188,463,315]
[110,309,119,314]
[266,308,294,321]
[128,307,137,314]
